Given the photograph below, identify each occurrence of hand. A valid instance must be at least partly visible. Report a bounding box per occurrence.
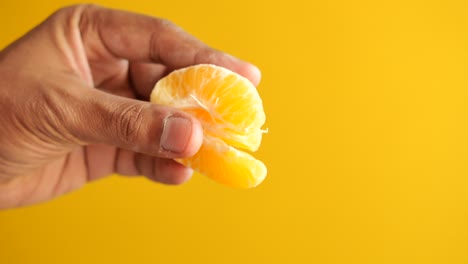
[0,5,261,209]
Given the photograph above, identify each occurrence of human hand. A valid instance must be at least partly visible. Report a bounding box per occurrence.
[0,5,261,209]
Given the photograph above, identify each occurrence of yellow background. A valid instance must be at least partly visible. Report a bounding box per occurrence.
[1,0,468,263]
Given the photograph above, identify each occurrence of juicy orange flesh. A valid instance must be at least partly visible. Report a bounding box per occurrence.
[154,65,265,152]
[177,137,267,188]
[151,64,266,188]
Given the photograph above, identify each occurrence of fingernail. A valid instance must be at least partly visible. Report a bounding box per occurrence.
[161,116,192,153]
[249,64,262,86]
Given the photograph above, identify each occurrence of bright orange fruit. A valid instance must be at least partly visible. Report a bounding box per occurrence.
[150,64,267,188]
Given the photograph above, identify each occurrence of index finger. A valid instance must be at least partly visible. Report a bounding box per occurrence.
[76,5,261,85]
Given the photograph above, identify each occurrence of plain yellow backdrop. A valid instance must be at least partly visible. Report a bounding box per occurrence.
[2,0,468,263]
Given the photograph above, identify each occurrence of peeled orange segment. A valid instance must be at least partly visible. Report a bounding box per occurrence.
[150,64,267,188]
[151,64,265,152]
[177,136,267,188]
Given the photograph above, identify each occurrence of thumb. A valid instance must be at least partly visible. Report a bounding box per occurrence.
[68,88,203,158]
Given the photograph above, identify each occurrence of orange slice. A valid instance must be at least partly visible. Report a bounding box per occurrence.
[150,64,267,188]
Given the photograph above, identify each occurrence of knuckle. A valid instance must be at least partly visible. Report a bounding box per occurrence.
[75,4,102,18]
[148,18,178,59]
[114,103,146,145]
[56,4,101,14]
[51,4,94,18]
[48,4,102,31]
[155,18,176,29]
[195,48,222,64]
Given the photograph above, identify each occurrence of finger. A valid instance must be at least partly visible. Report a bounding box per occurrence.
[64,85,203,159]
[82,146,185,184]
[129,63,168,101]
[134,153,193,185]
[76,5,261,85]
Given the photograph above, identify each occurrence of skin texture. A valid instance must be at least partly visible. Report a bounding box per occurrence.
[0,5,261,209]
